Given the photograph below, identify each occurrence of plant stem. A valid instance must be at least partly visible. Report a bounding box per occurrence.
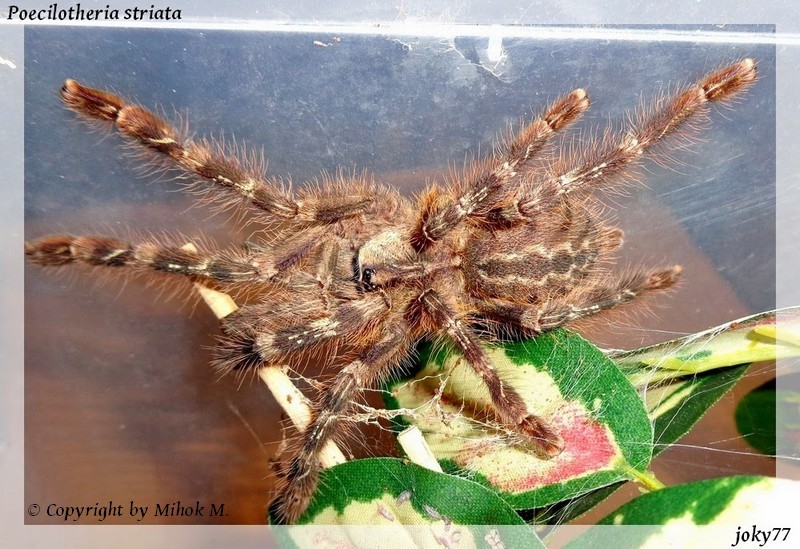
[619,462,666,492]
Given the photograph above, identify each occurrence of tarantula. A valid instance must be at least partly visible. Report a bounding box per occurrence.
[25,59,756,523]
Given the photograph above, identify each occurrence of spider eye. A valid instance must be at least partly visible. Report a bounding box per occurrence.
[362,268,376,290]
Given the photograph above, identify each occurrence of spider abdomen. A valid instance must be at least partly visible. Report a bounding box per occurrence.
[463,204,620,304]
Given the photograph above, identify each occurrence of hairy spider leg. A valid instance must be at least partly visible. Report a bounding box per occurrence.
[507,59,758,221]
[411,88,590,251]
[24,234,264,282]
[60,79,376,226]
[477,266,682,336]
[418,289,564,457]
[26,208,364,289]
[24,226,343,286]
[270,320,413,524]
[215,291,392,375]
[536,266,683,329]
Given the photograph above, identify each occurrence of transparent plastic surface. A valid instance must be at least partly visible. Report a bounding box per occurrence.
[24,24,775,527]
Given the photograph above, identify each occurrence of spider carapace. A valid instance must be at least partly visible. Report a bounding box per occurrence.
[25,59,757,523]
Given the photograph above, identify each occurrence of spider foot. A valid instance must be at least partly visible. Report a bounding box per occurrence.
[517,414,565,458]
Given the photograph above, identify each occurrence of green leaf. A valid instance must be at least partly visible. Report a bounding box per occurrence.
[736,375,800,458]
[736,379,777,456]
[542,309,797,524]
[388,329,653,511]
[613,307,800,387]
[647,364,750,456]
[569,476,800,549]
[612,308,800,456]
[775,374,800,458]
[281,457,543,548]
[570,476,800,548]
[598,475,763,525]
[530,481,624,525]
